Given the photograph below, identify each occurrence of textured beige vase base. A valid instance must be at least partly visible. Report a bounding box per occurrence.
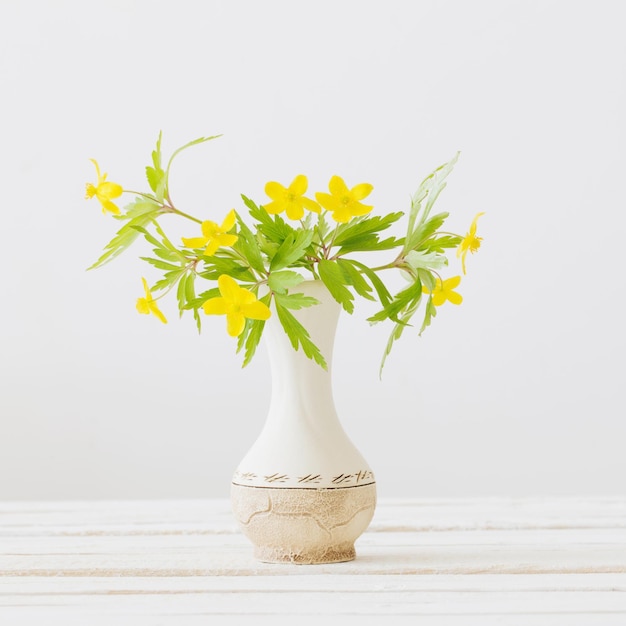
[231,483,377,564]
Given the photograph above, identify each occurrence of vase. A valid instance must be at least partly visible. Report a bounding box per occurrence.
[231,280,377,564]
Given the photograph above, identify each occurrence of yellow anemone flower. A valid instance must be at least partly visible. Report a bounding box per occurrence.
[136,277,167,323]
[457,212,485,274]
[423,276,463,306]
[85,159,123,215]
[264,175,321,220]
[182,209,238,256]
[203,275,271,337]
[315,175,374,224]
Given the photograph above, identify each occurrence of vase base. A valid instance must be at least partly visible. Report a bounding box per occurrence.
[254,541,356,565]
[231,483,376,565]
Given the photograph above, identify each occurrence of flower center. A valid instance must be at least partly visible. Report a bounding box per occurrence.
[468,235,482,253]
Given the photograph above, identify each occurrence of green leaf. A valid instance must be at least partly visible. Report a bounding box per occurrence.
[275,302,327,370]
[377,278,426,376]
[405,250,448,271]
[146,131,166,200]
[274,292,320,310]
[270,230,313,271]
[406,212,449,251]
[317,259,355,314]
[176,272,188,314]
[242,195,293,244]
[268,270,304,294]
[420,234,463,253]
[238,294,271,367]
[368,277,422,324]
[153,247,185,264]
[152,268,185,293]
[186,287,220,310]
[418,268,436,292]
[345,260,392,308]
[121,199,160,220]
[338,234,404,254]
[336,259,375,301]
[88,205,161,270]
[334,212,404,246]
[199,253,256,282]
[233,212,266,274]
[419,295,437,335]
[139,256,181,272]
[405,152,459,253]
[185,272,196,303]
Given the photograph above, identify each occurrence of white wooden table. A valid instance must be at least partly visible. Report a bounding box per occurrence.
[1,497,625,624]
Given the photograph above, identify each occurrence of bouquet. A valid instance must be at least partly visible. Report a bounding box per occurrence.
[85,133,484,373]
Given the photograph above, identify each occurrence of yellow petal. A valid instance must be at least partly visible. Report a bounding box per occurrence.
[300,196,321,214]
[182,236,208,248]
[238,288,257,305]
[432,291,446,306]
[141,277,151,299]
[469,211,485,235]
[265,181,286,200]
[331,206,352,223]
[459,249,468,275]
[226,312,246,337]
[445,276,461,289]
[136,297,150,315]
[263,200,284,215]
[217,274,240,301]
[217,233,238,247]
[100,198,120,215]
[149,301,168,323]
[351,183,373,201]
[328,175,348,197]
[349,201,373,217]
[221,209,237,231]
[203,238,220,256]
[447,291,463,305]
[89,158,103,182]
[289,174,308,196]
[285,201,304,221]
[315,192,340,213]
[97,181,123,199]
[203,297,229,315]
[242,300,271,321]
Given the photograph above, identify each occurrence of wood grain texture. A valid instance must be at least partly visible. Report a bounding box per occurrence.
[0,497,625,624]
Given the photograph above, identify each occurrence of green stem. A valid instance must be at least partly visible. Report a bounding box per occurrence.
[124,190,203,224]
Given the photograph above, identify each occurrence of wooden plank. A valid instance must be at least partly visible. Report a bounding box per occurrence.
[0,498,625,622]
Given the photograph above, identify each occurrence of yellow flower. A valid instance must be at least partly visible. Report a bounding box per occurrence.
[264,175,321,220]
[181,210,238,256]
[136,277,167,323]
[203,275,271,337]
[315,175,374,223]
[85,159,123,215]
[457,212,485,274]
[423,276,463,306]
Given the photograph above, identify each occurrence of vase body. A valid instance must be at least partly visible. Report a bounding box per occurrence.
[231,280,376,564]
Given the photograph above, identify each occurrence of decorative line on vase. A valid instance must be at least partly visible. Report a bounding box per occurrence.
[235,472,258,481]
[298,474,322,484]
[332,470,375,486]
[233,469,375,487]
[264,473,290,483]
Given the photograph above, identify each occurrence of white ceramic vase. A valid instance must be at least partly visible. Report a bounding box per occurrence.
[231,280,377,564]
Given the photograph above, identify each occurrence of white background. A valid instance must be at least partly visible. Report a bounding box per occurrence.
[1,0,624,500]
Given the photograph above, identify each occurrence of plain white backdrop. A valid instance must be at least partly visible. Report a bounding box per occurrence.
[0,0,624,500]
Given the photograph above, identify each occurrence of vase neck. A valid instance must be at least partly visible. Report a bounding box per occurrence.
[264,281,340,426]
